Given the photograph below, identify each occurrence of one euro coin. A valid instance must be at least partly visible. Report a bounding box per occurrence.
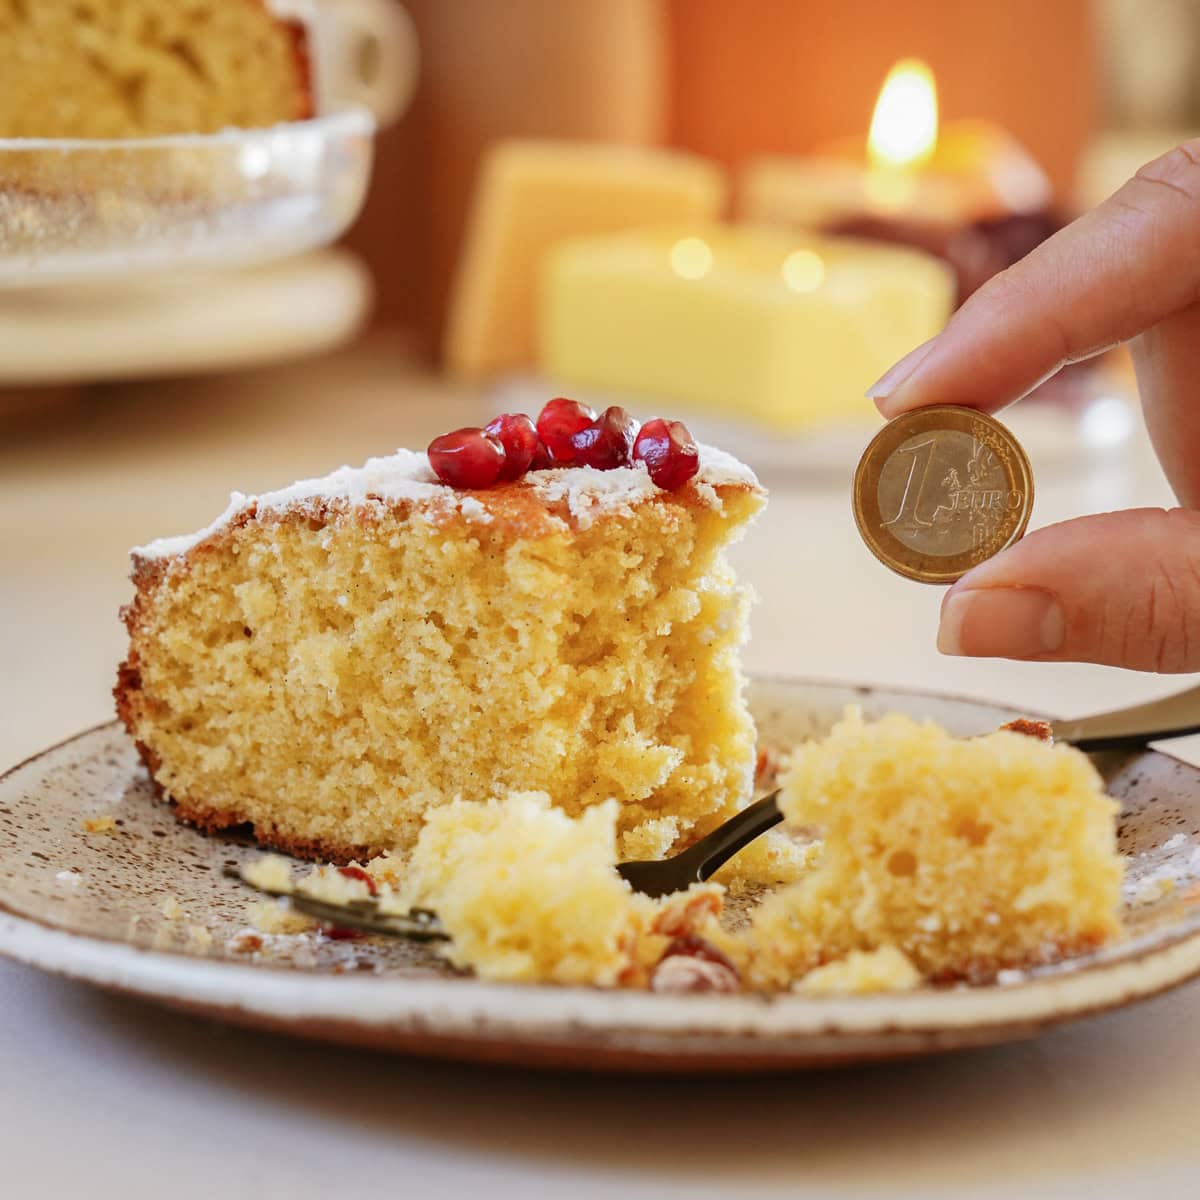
[852,405,1034,585]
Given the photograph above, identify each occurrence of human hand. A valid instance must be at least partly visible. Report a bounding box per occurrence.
[866,140,1200,672]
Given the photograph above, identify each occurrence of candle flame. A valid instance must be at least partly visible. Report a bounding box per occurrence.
[867,58,938,170]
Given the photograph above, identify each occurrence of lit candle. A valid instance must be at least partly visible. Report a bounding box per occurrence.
[740,60,1056,306]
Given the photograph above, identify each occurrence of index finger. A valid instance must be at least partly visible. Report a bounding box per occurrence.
[870,139,1200,418]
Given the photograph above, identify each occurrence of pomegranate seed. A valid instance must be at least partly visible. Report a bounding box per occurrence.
[484,412,538,480]
[999,717,1053,741]
[535,397,596,464]
[650,955,740,993]
[530,439,554,471]
[337,865,377,896]
[633,418,700,490]
[323,925,366,942]
[428,427,505,488]
[650,935,741,993]
[570,406,639,470]
[754,745,783,790]
[660,934,739,974]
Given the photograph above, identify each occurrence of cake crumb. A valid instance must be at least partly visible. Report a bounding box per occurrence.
[248,899,317,936]
[1124,840,1200,906]
[618,816,680,862]
[296,863,376,903]
[81,816,118,834]
[160,895,184,921]
[399,791,658,986]
[1128,871,1177,905]
[797,947,922,996]
[995,968,1028,986]
[188,924,214,951]
[242,854,296,893]
[712,830,819,892]
[745,707,1123,989]
[226,927,320,966]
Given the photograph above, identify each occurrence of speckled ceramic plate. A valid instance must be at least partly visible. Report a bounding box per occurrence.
[3,678,1200,1073]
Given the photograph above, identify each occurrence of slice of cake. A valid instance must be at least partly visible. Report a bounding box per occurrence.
[0,0,313,139]
[117,402,764,862]
[747,708,1124,987]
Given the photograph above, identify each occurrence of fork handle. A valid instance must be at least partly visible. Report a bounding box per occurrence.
[1051,683,1200,750]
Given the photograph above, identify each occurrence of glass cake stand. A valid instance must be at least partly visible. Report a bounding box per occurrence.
[0,107,374,289]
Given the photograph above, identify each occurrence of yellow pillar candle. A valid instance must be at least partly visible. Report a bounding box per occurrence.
[445,139,725,379]
[538,225,954,431]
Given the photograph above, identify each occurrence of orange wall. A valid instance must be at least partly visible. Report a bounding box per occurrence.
[667,0,1095,199]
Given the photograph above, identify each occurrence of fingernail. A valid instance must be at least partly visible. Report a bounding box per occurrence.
[938,588,1066,659]
[865,336,939,404]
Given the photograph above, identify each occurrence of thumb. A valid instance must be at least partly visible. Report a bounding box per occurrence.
[937,508,1200,672]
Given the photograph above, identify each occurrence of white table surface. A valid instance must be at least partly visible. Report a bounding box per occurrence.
[3,342,1199,1200]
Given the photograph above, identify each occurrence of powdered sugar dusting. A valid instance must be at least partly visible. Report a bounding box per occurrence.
[132,443,759,558]
[1124,834,1200,907]
[529,465,658,528]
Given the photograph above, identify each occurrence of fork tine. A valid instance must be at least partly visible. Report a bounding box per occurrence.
[288,894,448,940]
[225,866,448,941]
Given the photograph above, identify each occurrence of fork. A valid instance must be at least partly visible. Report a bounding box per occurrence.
[230,683,1200,933]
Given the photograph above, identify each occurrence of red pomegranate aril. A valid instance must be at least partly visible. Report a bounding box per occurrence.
[530,439,554,471]
[536,397,597,464]
[650,955,740,993]
[633,418,700,490]
[427,427,506,488]
[337,865,378,896]
[660,933,739,974]
[569,405,639,470]
[999,717,1053,741]
[650,935,741,993]
[484,412,538,480]
[323,925,366,942]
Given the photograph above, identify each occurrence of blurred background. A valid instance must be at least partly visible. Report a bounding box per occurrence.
[363,0,1197,352]
[4,0,1200,766]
